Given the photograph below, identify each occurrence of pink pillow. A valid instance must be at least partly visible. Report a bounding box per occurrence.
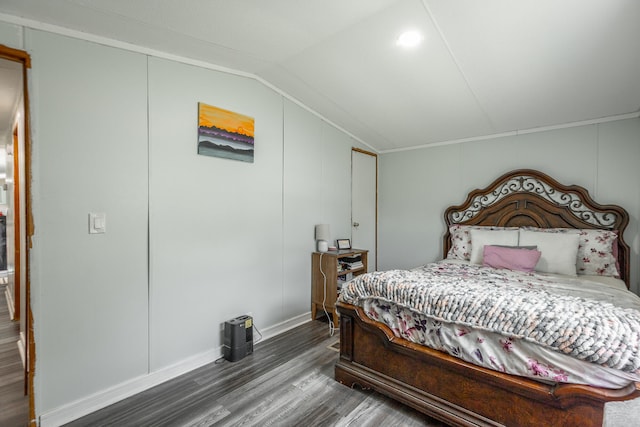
[482,245,541,273]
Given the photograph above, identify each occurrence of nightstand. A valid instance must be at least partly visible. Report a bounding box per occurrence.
[311,249,368,325]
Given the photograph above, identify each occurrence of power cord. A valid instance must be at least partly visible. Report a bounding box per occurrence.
[319,252,338,336]
[253,323,263,344]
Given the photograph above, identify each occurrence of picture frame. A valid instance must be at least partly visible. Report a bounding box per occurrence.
[337,239,351,250]
[197,102,255,163]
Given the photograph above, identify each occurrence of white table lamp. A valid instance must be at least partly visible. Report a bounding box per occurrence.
[315,224,330,252]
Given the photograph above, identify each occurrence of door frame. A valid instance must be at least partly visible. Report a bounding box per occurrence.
[0,43,34,425]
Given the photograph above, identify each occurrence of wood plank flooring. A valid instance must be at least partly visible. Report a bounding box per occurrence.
[65,318,449,426]
[0,281,29,427]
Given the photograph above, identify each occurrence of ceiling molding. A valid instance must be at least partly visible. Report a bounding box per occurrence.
[379,112,640,154]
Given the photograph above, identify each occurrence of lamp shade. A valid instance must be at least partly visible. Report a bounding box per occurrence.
[315,224,330,241]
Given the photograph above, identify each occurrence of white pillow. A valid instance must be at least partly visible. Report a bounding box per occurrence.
[518,230,580,276]
[469,229,519,264]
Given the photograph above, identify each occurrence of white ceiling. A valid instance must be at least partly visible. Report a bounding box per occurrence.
[1,0,639,152]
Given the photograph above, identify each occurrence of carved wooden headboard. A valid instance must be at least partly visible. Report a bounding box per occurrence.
[443,169,630,288]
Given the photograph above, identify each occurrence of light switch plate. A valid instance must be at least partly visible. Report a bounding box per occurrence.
[89,212,106,234]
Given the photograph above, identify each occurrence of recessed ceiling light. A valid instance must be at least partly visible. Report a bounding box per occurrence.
[396,30,423,48]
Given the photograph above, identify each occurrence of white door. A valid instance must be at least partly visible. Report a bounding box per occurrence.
[351,148,377,271]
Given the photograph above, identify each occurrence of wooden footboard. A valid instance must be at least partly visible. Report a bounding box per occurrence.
[335,302,640,427]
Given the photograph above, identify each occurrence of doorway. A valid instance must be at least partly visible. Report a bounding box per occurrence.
[0,44,33,426]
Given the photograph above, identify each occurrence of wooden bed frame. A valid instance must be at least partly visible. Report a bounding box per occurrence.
[335,169,639,427]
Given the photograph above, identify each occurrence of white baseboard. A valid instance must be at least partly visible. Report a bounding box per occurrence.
[17,331,26,368]
[4,285,15,320]
[39,312,311,427]
[257,311,311,341]
[39,348,222,427]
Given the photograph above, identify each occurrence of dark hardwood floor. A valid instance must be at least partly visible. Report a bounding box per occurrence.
[65,317,448,427]
[0,280,29,427]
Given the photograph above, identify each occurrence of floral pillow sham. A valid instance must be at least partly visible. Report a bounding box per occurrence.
[521,227,619,278]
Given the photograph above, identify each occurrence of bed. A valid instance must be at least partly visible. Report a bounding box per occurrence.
[335,169,640,427]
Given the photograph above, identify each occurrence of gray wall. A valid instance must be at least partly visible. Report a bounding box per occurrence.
[1,21,365,421]
[379,118,640,295]
[28,29,151,413]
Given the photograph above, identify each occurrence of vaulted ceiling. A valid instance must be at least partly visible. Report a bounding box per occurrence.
[1,0,639,152]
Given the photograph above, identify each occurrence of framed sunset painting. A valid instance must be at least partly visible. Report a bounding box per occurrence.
[197,102,255,163]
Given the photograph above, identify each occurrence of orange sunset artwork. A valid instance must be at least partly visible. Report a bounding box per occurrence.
[198,102,255,163]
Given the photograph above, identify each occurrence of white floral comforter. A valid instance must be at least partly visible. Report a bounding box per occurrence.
[338,261,640,388]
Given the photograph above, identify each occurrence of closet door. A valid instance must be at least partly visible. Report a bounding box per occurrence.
[351,148,377,271]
